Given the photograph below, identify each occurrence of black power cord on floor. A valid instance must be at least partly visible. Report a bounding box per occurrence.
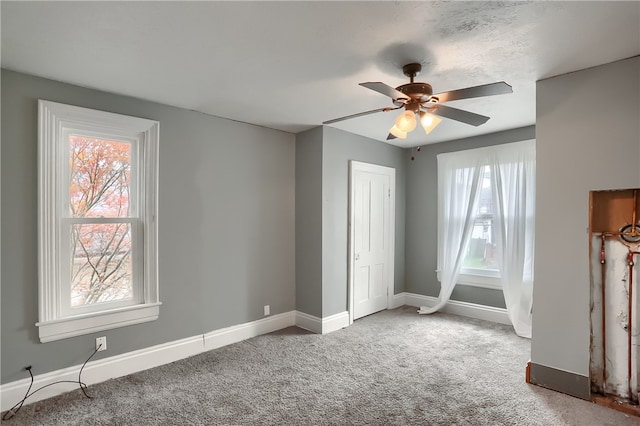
[2,344,102,421]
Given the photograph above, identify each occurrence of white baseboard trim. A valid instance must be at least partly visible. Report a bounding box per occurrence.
[295,311,321,334]
[389,292,406,309]
[0,333,205,413]
[204,311,295,350]
[294,310,349,334]
[321,311,349,334]
[402,292,511,325]
[1,311,297,412]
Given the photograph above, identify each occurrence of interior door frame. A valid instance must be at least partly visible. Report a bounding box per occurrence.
[348,160,396,325]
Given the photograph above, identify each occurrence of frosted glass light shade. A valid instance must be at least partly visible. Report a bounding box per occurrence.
[389,124,407,139]
[394,110,417,132]
[419,111,442,135]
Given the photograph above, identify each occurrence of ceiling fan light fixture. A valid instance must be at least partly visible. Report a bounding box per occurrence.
[394,110,417,132]
[389,124,407,139]
[324,62,512,141]
[419,111,442,135]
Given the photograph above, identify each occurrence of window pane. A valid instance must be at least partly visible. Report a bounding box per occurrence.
[463,166,499,272]
[70,222,133,307]
[477,165,493,216]
[464,218,499,271]
[69,136,132,218]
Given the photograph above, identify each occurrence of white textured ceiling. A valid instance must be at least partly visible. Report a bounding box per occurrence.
[2,1,639,147]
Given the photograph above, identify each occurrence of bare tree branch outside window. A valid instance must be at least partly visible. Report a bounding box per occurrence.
[68,136,134,306]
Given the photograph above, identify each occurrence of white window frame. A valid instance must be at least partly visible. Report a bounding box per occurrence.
[37,100,160,343]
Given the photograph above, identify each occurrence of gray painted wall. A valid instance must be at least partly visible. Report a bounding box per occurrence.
[321,127,406,317]
[1,70,295,383]
[295,127,323,318]
[404,126,536,309]
[11,56,635,393]
[531,56,640,377]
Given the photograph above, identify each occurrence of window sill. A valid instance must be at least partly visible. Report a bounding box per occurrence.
[437,270,502,290]
[36,302,161,343]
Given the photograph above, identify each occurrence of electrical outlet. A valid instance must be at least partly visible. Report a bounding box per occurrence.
[264,305,270,316]
[96,336,107,352]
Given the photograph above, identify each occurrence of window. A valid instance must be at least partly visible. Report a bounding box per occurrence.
[37,100,160,342]
[436,162,501,290]
[458,165,501,288]
[431,140,535,335]
[436,142,535,294]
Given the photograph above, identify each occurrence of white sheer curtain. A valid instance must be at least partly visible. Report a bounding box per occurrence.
[490,140,535,337]
[418,151,484,314]
[419,140,536,338]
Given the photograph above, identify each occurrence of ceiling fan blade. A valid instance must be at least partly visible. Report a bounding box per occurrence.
[428,104,490,126]
[323,106,399,125]
[359,82,410,102]
[432,81,512,103]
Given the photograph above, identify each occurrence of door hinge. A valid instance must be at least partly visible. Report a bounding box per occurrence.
[388,188,391,197]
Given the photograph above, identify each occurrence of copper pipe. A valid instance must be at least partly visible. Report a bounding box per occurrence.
[593,231,640,241]
[598,231,640,237]
[594,233,640,402]
[601,234,607,388]
[628,251,633,402]
[628,251,634,403]
[631,252,640,403]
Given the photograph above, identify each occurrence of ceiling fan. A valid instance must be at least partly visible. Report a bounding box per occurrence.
[323,63,513,140]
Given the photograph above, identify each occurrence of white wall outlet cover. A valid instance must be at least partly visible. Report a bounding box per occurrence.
[96,336,107,351]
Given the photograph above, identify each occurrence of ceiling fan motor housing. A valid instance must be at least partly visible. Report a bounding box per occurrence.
[395,83,433,105]
[390,63,434,106]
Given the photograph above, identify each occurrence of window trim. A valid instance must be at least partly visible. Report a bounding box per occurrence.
[37,100,160,343]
